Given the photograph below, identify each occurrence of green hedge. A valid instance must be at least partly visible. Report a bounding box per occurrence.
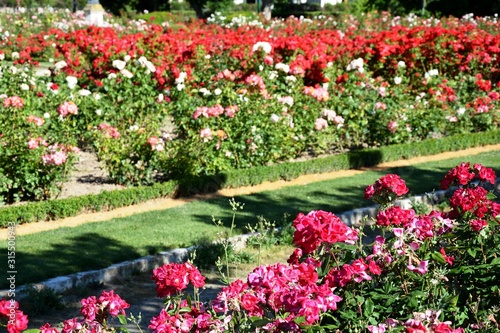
[1,130,499,227]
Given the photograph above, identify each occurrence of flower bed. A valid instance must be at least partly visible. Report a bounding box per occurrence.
[0,10,499,205]
[1,162,499,332]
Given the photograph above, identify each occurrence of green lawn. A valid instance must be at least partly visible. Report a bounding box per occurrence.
[1,150,499,289]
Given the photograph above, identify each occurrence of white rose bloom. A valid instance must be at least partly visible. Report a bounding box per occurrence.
[269,71,278,80]
[20,83,29,90]
[78,89,91,96]
[136,56,148,67]
[120,69,134,79]
[123,55,131,62]
[275,63,290,73]
[145,61,156,73]
[129,125,139,131]
[108,73,117,79]
[112,59,127,70]
[252,41,272,54]
[94,93,101,100]
[66,75,78,89]
[205,54,211,59]
[95,109,102,116]
[457,107,466,115]
[270,114,280,123]
[176,83,185,91]
[36,68,51,77]
[175,72,187,85]
[397,61,406,68]
[214,88,222,95]
[157,93,164,102]
[11,52,19,60]
[346,58,364,72]
[9,66,18,74]
[285,75,297,83]
[54,60,67,70]
[0,53,4,60]
[394,76,402,85]
[199,88,211,96]
[424,69,439,79]
[43,112,50,118]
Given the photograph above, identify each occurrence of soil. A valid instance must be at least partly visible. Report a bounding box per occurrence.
[8,144,500,331]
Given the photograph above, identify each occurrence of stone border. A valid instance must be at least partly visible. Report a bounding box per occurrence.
[3,179,499,299]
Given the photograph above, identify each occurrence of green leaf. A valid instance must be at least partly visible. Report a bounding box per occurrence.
[117,314,128,326]
[23,330,41,333]
[430,251,446,264]
[467,247,477,258]
[364,298,375,316]
[490,257,500,265]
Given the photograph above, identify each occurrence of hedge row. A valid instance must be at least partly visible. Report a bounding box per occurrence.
[1,130,499,227]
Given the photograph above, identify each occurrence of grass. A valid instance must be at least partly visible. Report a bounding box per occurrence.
[1,150,500,289]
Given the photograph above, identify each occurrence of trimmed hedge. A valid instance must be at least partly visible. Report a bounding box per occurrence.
[1,130,499,227]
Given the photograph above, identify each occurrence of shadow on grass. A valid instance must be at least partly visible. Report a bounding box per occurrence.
[187,164,473,232]
[1,233,141,289]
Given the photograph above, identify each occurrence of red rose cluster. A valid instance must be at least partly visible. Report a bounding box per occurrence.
[364,174,409,204]
[292,210,358,254]
[440,162,496,190]
[152,262,206,297]
[0,299,28,333]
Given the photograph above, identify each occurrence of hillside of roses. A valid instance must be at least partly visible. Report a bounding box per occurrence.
[0,10,500,203]
[1,162,499,332]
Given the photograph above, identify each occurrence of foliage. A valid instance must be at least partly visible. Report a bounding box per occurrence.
[1,9,500,201]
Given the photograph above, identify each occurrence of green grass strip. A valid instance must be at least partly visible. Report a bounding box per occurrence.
[1,150,499,288]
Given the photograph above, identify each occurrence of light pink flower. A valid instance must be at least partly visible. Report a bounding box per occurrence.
[57,101,78,117]
[407,260,428,274]
[200,128,212,141]
[387,121,398,133]
[315,118,328,131]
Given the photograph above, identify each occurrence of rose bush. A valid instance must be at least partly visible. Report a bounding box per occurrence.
[0,10,499,201]
[1,162,498,332]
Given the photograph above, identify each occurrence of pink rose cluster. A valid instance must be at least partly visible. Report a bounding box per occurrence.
[192,104,238,119]
[212,261,342,326]
[98,123,121,138]
[303,86,329,102]
[27,115,44,126]
[27,137,48,150]
[57,101,78,117]
[149,301,230,333]
[152,262,206,297]
[364,174,409,203]
[3,96,24,108]
[40,144,79,166]
[0,299,28,333]
[38,290,129,333]
[41,146,67,166]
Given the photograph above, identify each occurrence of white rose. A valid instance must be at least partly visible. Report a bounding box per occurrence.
[66,76,78,89]
[78,89,91,96]
[112,59,127,70]
[120,69,133,79]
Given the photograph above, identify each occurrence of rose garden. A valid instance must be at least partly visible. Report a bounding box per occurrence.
[0,4,499,333]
